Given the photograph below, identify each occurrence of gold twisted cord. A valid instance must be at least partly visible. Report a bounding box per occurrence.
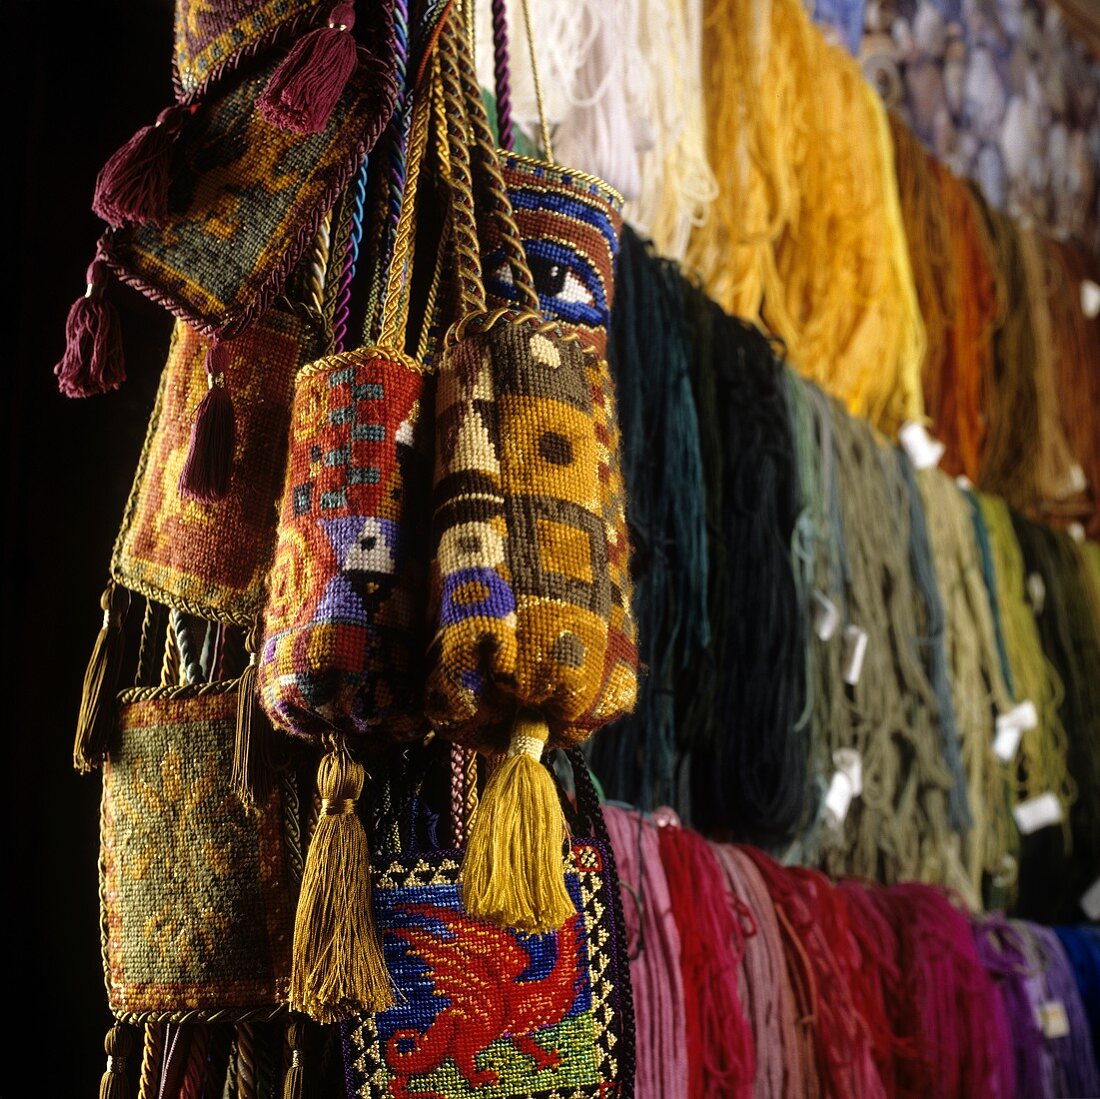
[362,184,388,344]
[519,0,554,161]
[236,1022,257,1099]
[380,83,433,349]
[452,15,539,313]
[416,223,450,365]
[296,343,425,380]
[306,213,331,316]
[464,747,480,832]
[438,18,487,315]
[110,1006,287,1026]
[119,676,240,704]
[137,1023,163,1099]
[135,598,155,687]
[160,616,181,687]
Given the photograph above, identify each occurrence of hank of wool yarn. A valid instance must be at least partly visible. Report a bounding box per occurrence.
[588,227,710,811]
[743,848,887,1099]
[1054,926,1100,1056]
[603,805,689,1099]
[1025,922,1100,1098]
[714,843,810,1099]
[874,883,1015,1099]
[678,304,808,847]
[658,823,756,1099]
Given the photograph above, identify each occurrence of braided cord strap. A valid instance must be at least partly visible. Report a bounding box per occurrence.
[137,1022,164,1099]
[377,79,433,351]
[436,22,485,316]
[451,16,538,312]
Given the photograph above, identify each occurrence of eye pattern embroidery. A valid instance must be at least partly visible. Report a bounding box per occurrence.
[486,241,606,329]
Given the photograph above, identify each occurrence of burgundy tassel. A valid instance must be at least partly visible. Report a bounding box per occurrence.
[258,3,359,134]
[54,251,125,398]
[179,340,235,502]
[92,104,188,228]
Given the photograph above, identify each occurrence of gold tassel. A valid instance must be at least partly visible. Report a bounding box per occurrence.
[282,1018,306,1099]
[74,582,129,773]
[460,712,574,932]
[232,646,277,807]
[290,747,392,1021]
[99,1023,135,1099]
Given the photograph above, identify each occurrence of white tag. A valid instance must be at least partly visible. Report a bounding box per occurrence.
[1038,1001,1070,1039]
[1081,278,1100,318]
[812,590,840,641]
[824,771,855,827]
[993,722,1023,762]
[1068,521,1086,543]
[842,625,869,685]
[1027,572,1046,615]
[1012,792,1064,834]
[993,701,1037,760]
[1067,464,1088,495]
[833,748,863,796]
[1002,699,1039,732]
[824,750,863,828]
[1081,876,1100,921]
[955,474,974,491]
[899,421,946,470]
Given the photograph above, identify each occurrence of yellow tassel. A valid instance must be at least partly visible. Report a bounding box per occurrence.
[232,655,277,807]
[460,712,574,932]
[282,1018,306,1099]
[98,1023,135,1099]
[290,747,392,1022]
[74,582,129,774]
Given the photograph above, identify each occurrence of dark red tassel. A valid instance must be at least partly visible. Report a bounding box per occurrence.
[258,3,359,134]
[54,252,125,398]
[179,341,235,502]
[92,104,188,228]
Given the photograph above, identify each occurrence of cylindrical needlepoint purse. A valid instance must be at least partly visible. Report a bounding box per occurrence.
[426,17,637,934]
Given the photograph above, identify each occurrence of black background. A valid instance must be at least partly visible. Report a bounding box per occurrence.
[13,2,176,1088]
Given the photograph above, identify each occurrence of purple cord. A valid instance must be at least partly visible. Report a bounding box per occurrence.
[492,0,514,150]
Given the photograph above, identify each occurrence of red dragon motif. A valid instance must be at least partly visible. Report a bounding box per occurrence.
[384,903,585,1099]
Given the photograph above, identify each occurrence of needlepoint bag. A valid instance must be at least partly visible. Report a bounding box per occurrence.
[112,305,324,626]
[101,682,299,1018]
[103,16,397,339]
[341,749,636,1099]
[421,14,637,936]
[255,76,438,1024]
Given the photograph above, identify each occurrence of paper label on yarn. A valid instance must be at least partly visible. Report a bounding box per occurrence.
[1067,464,1088,495]
[955,475,974,491]
[842,625,869,685]
[899,421,946,470]
[1068,521,1086,543]
[833,748,863,796]
[1001,699,1038,732]
[824,750,863,829]
[993,701,1037,762]
[992,721,1023,762]
[1080,876,1100,921]
[1012,792,1064,835]
[1081,278,1100,318]
[1027,572,1046,616]
[812,590,840,641]
[824,771,855,828]
[1038,1001,1070,1039]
